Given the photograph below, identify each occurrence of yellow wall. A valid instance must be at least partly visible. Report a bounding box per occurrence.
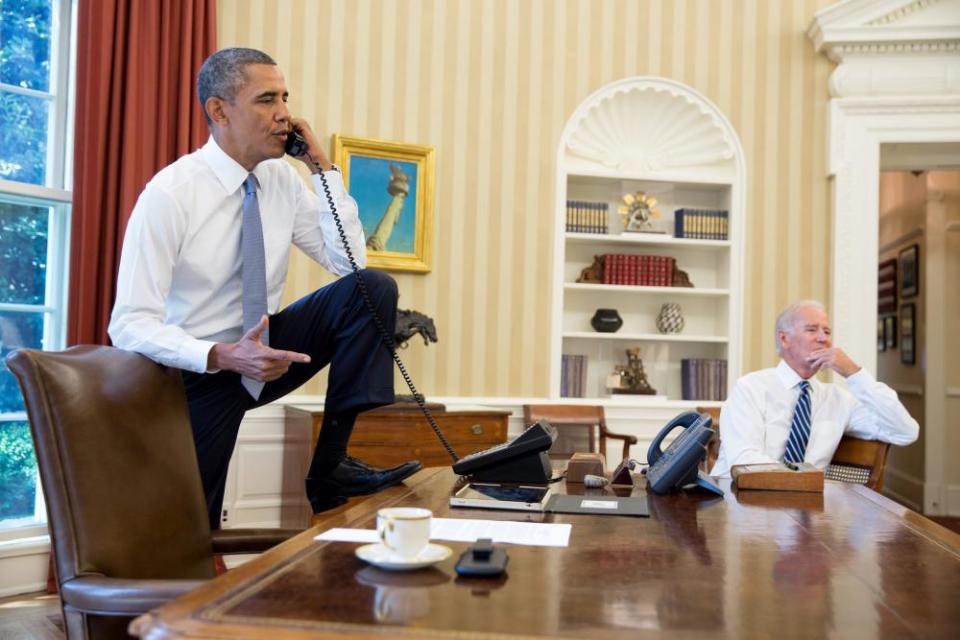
[217,0,836,397]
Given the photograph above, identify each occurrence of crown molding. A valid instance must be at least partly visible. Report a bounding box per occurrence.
[809,0,960,97]
[809,0,960,64]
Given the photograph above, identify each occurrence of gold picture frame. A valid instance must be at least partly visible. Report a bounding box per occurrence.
[332,134,435,273]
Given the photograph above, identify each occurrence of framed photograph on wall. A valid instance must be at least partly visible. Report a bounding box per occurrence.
[877,318,885,352]
[899,244,919,298]
[884,315,896,350]
[332,134,435,273]
[878,258,897,313]
[900,304,915,365]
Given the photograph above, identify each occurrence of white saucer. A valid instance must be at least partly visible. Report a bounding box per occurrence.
[355,543,452,571]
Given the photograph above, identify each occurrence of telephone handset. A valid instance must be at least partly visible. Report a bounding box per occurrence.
[284,129,462,462]
[646,411,723,496]
[284,130,309,157]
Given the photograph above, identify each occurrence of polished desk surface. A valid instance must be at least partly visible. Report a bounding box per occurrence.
[133,468,960,639]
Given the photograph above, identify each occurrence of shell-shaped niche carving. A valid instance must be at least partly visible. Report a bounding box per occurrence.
[565,82,735,173]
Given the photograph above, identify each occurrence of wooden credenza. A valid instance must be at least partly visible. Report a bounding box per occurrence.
[285,403,509,468]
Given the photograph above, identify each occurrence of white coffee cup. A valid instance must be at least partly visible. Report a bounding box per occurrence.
[376,507,431,559]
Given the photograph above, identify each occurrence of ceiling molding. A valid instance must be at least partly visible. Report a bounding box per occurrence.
[808,0,960,63]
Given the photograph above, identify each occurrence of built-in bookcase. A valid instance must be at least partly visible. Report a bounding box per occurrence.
[550,77,745,408]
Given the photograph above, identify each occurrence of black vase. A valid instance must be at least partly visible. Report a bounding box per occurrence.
[591,308,623,333]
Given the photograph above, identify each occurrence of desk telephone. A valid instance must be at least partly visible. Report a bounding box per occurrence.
[646,411,723,496]
[286,131,553,479]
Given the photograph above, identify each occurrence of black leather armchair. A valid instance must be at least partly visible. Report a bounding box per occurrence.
[7,346,301,639]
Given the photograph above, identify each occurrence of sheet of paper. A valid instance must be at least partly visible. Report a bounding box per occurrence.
[315,517,571,547]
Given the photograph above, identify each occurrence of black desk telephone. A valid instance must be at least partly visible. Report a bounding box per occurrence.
[646,411,722,496]
[286,131,552,480]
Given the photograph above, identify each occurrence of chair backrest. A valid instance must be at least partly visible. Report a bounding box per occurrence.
[521,404,638,463]
[522,404,606,458]
[826,436,890,491]
[7,346,216,586]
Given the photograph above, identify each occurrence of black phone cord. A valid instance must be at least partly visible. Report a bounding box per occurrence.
[316,170,460,463]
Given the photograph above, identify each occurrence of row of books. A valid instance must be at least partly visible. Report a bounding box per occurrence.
[681,358,727,401]
[674,208,728,240]
[560,354,588,398]
[565,200,609,234]
[602,254,675,287]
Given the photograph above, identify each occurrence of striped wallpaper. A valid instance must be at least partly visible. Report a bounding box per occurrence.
[217,0,837,398]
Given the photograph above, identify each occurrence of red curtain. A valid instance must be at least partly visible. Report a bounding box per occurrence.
[68,0,216,346]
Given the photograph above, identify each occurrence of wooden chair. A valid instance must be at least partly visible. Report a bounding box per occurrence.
[826,437,890,492]
[696,405,891,491]
[522,404,637,462]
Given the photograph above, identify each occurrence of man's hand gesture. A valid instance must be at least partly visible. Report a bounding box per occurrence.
[208,316,310,382]
[807,347,860,378]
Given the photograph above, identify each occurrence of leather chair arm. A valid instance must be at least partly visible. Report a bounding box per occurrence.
[59,575,205,615]
[211,528,302,554]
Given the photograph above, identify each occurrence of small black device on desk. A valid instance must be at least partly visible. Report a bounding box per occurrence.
[451,420,557,483]
[455,539,508,576]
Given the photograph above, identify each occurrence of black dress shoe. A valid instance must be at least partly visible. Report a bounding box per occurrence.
[305,457,422,514]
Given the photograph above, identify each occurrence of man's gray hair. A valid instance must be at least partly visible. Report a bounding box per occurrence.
[197,48,276,125]
[774,300,826,355]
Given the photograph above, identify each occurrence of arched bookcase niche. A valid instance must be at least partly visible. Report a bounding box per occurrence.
[549,76,746,410]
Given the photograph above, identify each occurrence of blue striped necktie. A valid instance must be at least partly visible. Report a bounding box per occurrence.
[240,174,268,399]
[784,380,811,464]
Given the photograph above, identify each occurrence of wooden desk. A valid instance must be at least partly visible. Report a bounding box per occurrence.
[286,404,509,468]
[133,470,960,639]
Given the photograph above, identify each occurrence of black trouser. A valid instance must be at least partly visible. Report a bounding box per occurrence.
[181,269,398,529]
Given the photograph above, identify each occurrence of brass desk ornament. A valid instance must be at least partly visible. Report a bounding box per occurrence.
[607,347,657,395]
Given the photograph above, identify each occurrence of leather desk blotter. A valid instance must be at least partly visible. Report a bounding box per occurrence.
[731,462,824,493]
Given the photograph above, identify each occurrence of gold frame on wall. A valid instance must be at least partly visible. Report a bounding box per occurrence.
[332,134,435,273]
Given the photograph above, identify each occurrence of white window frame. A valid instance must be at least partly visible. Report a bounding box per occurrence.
[0,0,76,540]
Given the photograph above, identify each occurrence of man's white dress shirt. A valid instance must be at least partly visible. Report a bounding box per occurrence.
[710,360,919,478]
[108,137,366,374]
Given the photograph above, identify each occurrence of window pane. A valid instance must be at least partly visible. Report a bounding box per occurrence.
[0,421,37,523]
[0,89,49,185]
[0,311,44,414]
[0,0,52,92]
[0,199,49,304]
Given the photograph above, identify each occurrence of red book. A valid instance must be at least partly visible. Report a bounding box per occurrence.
[603,254,613,284]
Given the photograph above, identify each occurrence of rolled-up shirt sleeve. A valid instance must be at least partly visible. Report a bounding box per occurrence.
[843,369,919,445]
[292,170,366,275]
[107,186,217,373]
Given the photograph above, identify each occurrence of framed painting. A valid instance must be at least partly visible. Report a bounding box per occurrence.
[900,303,915,365]
[899,244,919,298]
[877,258,897,314]
[884,315,896,350]
[332,134,435,273]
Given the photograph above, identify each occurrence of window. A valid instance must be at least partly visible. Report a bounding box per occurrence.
[0,0,74,533]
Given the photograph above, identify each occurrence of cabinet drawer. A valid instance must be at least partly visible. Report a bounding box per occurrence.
[350,415,506,446]
[302,409,510,470]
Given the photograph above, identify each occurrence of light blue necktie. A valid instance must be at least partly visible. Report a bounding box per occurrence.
[240,174,268,399]
[784,380,811,464]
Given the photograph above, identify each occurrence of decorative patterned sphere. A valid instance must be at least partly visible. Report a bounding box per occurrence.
[656,303,685,334]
